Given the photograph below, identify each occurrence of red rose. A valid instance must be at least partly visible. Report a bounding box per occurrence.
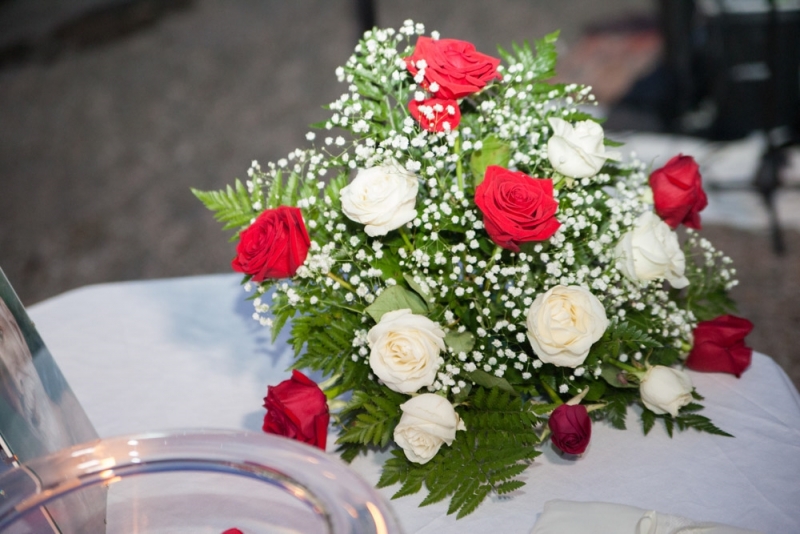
[408,97,461,132]
[405,36,501,99]
[221,530,243,534]
[548,404,591,455]
[232,206,310,281]
[262,370,329,450]
[686,315,754,377]
[474,165,560,252]
[649,154,708,229]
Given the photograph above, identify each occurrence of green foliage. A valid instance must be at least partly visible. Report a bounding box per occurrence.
[191,180,257,237]
[641,408,656,435]
[593,322,661,360]
[289,306,364,381]
[403,273,436,304]
[683,284,737,322]
[377,387,542,518]
[648,346,682,367]
[675,413,733,437]
[640,405,733,438]
[466,369,516,393]
[337,389,405,450]
[497,31,559,81]
[599,364,638,389]
[594,389,639,430]
[365,285,428,322]
[679,235,739,321]
[444,330,476,355]
[470,135,511,186]
[584,379,607,401]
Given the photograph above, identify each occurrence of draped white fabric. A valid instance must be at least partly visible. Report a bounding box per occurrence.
[29,273,800,534]
[531,500,762,534]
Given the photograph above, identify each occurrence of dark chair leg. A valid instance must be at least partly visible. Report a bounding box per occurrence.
[355,0,376,37]
[754,146,787,255]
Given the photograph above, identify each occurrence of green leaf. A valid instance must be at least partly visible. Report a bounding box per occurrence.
[593,322,661,362]
[466,369,516,394]
[680,402,704,413]
[403,273,436,304]
[338,443,364,463]
[365,285,428,322]
[641,408,656,436]
[336,390,403,448]
[648,346,681,367]
[451,382,473,404]
[495,480,525,495]
[470,135,511,186]
[599,364,637,389]
[376,450,411,488]
[281,171,299,206]
[191,180,257,234]
[456,484,491,519]
[419,470,461,507]
[584,379,607,401]
[596,390,638,430]
[266,170,284,209]
[531,31,559,80]
[664,415,675,438]
[373,386,542,518]
[675,414,733,437]
[444,330,475,355]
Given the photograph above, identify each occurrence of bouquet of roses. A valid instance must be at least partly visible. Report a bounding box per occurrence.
[194,20,754,518]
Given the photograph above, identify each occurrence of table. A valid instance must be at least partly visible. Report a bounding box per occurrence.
[28,273,800,533]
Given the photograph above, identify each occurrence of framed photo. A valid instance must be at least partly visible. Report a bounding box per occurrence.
[0,267,106,532]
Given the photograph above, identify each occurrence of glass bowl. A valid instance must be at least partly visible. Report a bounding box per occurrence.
[0,429,401,534]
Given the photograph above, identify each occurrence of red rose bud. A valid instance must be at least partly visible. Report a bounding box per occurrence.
[547,404,592,454]
[404,36,501,99]
[548,404,591,455]
[474,165,560,251]
[232,206,311,281]
[263,370,330,450]
[408,98,461,132]
[686,315,754,377]
[222,529,243,534]
[649,154,708,229]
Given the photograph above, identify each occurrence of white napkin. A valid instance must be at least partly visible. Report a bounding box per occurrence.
[530,499,762,534]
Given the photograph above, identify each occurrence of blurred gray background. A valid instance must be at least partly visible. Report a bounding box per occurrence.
[1,0,798,387]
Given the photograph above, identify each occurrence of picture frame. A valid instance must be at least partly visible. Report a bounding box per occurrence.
[0,267,106,532]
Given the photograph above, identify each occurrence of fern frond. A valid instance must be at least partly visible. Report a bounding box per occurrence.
[191,179,258,234]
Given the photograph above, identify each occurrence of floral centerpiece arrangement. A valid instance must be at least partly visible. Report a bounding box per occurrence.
[194,21,754,518]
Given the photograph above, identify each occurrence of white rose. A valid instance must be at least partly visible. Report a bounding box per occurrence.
[393,394,466,464]
[340,163,419,236]
[367,309,445,394]
[526,285,609,368]
[615,211,689,289]
[547,117,620,178]
[639,365,693,417]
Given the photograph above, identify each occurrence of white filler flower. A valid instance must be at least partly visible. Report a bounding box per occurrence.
[615,211,690,289]
[340,162,419,236]
[393,393,466,464]
[547,117,619,178]
[526,285,609,368]
[639,365,694,416]
[368,309,445,393]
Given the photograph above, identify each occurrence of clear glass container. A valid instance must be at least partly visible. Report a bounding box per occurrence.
[0,429,402,534]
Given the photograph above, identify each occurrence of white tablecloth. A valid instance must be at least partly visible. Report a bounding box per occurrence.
[28,274,800,533]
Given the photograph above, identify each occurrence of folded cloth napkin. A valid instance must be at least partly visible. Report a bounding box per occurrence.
[530,500,762,534]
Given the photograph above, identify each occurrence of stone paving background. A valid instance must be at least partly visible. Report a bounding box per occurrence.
[1,0,798,388]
